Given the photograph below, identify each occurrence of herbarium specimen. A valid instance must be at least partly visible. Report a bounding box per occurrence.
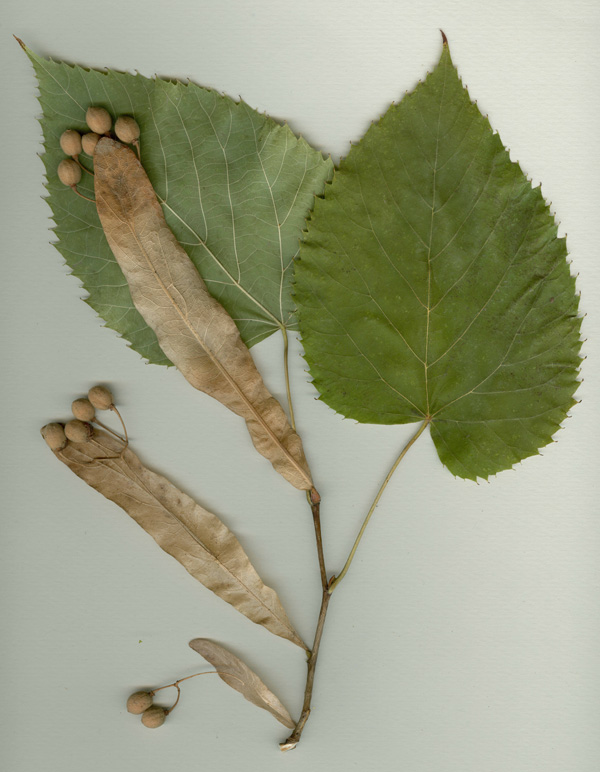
[25,33,581,749]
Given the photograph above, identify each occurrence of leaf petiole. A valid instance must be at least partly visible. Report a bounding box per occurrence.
[328,417,430,593]
[281,326,297,431]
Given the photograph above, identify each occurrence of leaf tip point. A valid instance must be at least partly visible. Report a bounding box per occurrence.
[440,29,448,46]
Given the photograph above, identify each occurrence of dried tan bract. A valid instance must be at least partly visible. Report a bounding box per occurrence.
[189,638,296,729]
[93,139,314,493]
[51,429,306,649]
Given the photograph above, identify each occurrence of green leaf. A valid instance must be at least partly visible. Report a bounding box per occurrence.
[295,43,581,481]
[26,46,333,362]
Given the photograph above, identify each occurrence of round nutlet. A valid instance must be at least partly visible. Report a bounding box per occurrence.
[86,106,112,134]
[59,130,82,156]
[127,691,154,715]
[64,419,94,443]
[41,423,68,451]
[71,398,96,422]
[58,158,82,187]
[141,706,167,729]
[88,385,114,411]
[115,116,140,144]
[81,132,100,156]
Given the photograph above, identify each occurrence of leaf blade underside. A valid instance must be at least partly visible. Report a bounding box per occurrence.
[26,46,333,360]
[50,430,306,649]
[295,43,581,480]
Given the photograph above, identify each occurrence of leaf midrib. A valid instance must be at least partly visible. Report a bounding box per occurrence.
[423,52,449,418]
[160,198,284,331]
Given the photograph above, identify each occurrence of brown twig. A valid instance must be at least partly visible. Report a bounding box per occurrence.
[280,487,331,751]
[281,421,429,749]
[280,587,330,751]
[310,490,327,590]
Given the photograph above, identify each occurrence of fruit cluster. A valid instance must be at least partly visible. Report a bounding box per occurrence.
[41,384,128,457]
[124,670,226,730]
[56,106,140,194]
[42,385,233,730]
[126,691,168,728]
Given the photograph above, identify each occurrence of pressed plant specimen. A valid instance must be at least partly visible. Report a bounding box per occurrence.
[27,33,581,749]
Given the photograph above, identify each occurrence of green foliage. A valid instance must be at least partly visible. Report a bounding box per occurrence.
[27,47,333,361]
[295,44,581,480]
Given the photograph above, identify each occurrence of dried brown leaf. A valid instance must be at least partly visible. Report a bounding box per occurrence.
[49,429,306,649]
[93,138,313,493]
[189,638,295,729]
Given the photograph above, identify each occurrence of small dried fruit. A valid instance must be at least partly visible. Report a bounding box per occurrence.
[64,419,94,443]
[88,385,113,410]
[81,132,100,156]
[41,423,68,451]
[86,106,112,134]
[126,691,153,715]
[71,398,95,422]
[141,706,167,729]
[57,158,82,187]
[59,129,82,156]
[115,116,140,144]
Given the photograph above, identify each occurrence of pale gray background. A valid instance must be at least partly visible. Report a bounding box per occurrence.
[1,1,599,770]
